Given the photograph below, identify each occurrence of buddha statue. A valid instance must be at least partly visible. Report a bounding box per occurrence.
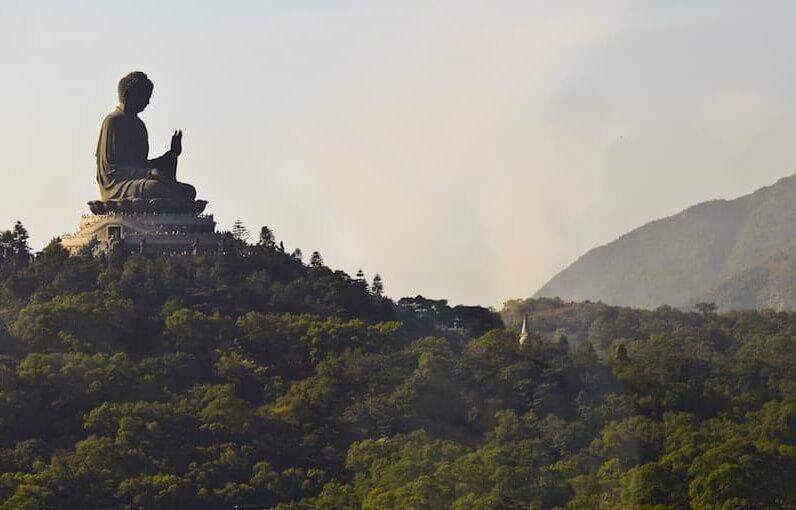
[92,71,204,214]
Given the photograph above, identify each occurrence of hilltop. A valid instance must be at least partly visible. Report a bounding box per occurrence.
[535,174,796,311]
[0,225,793,508]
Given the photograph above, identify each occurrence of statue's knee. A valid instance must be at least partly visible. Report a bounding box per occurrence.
[141,179,166,198]
[182,183,197,201]
[141,179,194,201]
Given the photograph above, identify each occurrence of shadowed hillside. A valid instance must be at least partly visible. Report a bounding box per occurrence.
[0,225,794,508]
[535,174,796,310]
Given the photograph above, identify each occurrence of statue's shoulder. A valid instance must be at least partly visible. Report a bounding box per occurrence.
[102,108,125,128]
[101,109,146,136]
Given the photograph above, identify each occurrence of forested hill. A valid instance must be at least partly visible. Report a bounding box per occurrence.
[0,224,795,508]
[535,174,796,311]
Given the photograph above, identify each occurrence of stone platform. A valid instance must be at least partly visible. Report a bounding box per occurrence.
[61,211,219,255]
[87,198,208,215]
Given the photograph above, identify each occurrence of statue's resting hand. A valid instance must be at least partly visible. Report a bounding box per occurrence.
[170,130,183,157]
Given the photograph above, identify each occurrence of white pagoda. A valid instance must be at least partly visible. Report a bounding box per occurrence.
[518,315,529,345]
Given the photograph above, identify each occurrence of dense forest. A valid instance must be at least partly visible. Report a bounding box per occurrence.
[0,222,794,509]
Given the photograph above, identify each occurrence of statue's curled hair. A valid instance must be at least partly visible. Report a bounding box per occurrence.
[118,72,153,103]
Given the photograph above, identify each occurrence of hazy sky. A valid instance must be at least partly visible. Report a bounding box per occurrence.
[2,1,796,307]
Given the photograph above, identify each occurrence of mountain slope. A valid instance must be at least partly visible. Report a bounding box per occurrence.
[535,174,796,310]
[1,224,795,507]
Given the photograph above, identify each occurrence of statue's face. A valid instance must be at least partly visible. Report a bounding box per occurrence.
[124,88,152,114]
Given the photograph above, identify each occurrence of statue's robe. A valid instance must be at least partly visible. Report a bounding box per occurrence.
[96,107,195,202]
[96,106,154,200]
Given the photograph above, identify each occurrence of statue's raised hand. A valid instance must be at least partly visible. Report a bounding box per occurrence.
[170,130,183,157]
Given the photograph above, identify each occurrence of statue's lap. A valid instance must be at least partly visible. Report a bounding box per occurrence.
[88,197,207,215]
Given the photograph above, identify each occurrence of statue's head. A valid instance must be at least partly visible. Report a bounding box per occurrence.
[118,71,153,114]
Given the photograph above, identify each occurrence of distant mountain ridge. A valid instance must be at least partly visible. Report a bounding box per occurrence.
[535,174,796,311]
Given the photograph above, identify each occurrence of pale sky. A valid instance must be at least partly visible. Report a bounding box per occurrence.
[2,1,795,307]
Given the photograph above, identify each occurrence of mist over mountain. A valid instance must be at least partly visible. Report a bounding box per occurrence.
[535,174,796,311]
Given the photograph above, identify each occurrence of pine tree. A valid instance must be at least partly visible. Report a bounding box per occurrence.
[310,251,323,268]
[11,221,30,259]
[354,269,367,291]
[232,220,249,242]
[258,226,275,248]
[372,273,384,297]
[0,230,13,260]
[292,248,303,261]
